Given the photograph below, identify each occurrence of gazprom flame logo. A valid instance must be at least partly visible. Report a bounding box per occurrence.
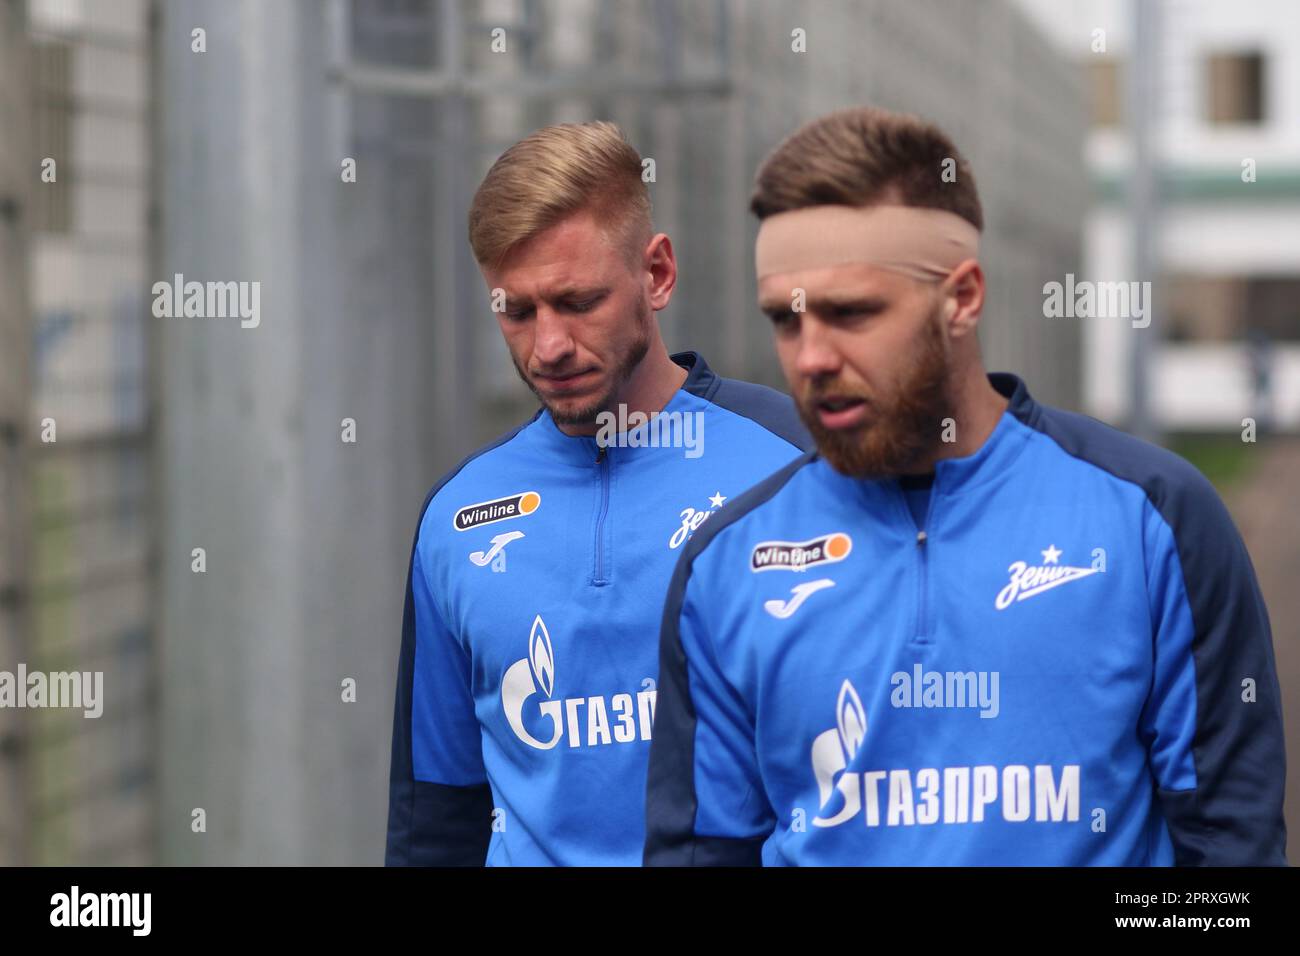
[502,615,563,749]
[803,679,1084,830]
[529,615,554,699]
[500,614,658,750]
[810,679,867,827]
[837,680,866,762]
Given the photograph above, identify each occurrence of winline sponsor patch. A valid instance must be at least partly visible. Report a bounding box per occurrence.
[453,491,541,531]
[751,532,852,572]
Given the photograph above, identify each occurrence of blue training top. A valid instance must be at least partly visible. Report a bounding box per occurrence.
[645,372,1286,866]
[386,351,811,865]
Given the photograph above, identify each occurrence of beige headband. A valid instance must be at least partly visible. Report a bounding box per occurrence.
[755,204,980,282]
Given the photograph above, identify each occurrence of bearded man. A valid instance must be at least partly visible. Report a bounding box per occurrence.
[644,107,1286,867]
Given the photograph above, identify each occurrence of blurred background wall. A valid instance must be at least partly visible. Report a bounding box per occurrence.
[2,0,152,864]
[0,0,1293,864]
[0,0,34,866]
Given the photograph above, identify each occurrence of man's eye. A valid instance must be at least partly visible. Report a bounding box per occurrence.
[568,298,600,313]
[504,309,531,321]
[768,310,797,330]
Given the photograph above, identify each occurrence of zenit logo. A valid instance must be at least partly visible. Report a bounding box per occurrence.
[751,532,852,572]
[453,491,540,531]
[995,543,1100,610]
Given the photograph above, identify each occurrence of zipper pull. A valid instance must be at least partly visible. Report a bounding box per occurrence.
[596,443,606,464]
[916,530,927,546]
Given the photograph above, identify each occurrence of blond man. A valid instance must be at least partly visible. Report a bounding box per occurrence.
[385,122,810,865]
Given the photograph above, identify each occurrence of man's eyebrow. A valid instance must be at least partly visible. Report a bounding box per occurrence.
[501,286,613,308]
[758,296,793,315]
[809,292,888,310]
[758,292,888,314]
[546,285,610,301]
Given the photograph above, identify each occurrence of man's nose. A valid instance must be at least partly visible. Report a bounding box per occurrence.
[532,307,575,367]
[794,315,843,380]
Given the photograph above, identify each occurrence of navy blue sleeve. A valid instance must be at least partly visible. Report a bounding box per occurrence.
[385,420,537,866]
[1141,478,1287,866]
[385,524,492,866]
[645,457,809,867]
[644,557,770,866]
[1027,400,1287,865]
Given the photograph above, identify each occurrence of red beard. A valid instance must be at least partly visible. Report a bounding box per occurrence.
[796,305,953,479]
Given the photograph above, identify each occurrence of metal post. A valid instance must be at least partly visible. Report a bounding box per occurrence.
[1128,0,1160,441]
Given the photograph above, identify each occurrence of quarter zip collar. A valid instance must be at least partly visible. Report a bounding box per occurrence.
[928,374,1033,498]
[526,351,716,466]
[821,372,1036,511]
[672,350,722,401]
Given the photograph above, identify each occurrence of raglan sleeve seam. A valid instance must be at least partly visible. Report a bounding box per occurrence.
[1142,498,1200,794]
[705,379,813,455]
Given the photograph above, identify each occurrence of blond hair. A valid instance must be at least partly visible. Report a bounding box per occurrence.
[468,121,652,270]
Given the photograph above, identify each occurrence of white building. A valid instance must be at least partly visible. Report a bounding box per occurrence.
[1014,0,1300,431]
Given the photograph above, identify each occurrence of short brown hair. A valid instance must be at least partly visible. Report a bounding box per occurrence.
[468,120,652,270]
[750,107,983,230]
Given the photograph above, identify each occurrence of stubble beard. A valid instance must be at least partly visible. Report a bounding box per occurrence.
[513,303,654,427]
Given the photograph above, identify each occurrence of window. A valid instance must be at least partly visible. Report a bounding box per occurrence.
[1205,51,1265,124]
[1165,275,1300,342]
[1088,58,1122,128]
[32,38,72,234]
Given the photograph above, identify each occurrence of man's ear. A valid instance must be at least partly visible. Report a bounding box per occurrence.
[944,259,984,339]
[646,232,677,312]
